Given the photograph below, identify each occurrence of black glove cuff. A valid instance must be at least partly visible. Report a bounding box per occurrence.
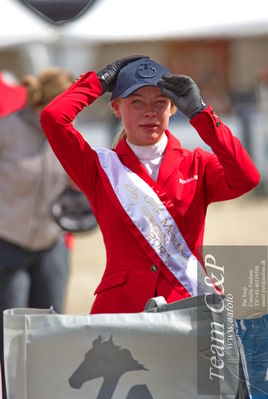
[189,104,206,119]
[96,71,109,93]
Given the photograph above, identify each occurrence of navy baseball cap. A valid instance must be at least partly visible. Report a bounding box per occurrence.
[111,57,170,100]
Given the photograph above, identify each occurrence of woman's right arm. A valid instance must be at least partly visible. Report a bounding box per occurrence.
[40,71,102,194]
[41,55,144,193]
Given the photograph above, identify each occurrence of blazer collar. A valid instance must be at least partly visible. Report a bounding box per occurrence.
[157,130,183,185]
[114,130,183,186]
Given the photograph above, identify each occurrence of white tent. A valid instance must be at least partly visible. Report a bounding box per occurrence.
[1,0,268,49]
[0,0,58,48]
[61,0,268,42]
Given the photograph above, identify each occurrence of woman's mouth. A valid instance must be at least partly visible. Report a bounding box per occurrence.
[140,123,158,131]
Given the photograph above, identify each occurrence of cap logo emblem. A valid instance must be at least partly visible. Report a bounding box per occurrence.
[137,62,156,78]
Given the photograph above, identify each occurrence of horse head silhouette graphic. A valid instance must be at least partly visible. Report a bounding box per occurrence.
[69,335,147,399]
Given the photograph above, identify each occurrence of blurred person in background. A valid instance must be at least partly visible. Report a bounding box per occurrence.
[0,67,74,399]
[40,55,260,316]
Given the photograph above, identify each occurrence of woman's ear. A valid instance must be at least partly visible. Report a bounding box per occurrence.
[110,99,121,119]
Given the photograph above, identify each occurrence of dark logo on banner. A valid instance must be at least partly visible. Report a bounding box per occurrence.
[69,335,154,398]
[19,0,98,24]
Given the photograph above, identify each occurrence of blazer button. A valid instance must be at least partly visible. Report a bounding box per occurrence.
[151,265,158,272]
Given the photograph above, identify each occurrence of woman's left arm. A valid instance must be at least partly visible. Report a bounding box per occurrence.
[158,75,260,204]
[191,106,260,204]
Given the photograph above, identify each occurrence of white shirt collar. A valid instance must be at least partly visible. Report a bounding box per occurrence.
[126,133,168,161]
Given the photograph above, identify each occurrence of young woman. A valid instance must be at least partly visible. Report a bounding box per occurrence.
[40,56,260,315]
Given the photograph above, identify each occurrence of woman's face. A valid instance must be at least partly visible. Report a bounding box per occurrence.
[112,86,172,146]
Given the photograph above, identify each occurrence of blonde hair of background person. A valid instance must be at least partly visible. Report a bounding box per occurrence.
[21,67,73,113]
[0,66,74,399]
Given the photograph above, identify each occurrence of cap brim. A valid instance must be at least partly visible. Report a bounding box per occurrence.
[111,82,159,100]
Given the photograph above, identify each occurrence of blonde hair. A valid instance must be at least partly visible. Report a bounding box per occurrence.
[21,67,73,109]
[112,128,126,149]
[111,99,177,149]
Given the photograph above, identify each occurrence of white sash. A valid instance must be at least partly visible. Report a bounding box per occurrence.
[95,148,216,297]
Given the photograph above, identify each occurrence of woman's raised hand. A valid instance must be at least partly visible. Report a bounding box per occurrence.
[158,75,206,119]
[97,55,145,94]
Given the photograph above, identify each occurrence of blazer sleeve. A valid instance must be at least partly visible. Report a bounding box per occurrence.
[40,71,103,196]
[190,106,260,205]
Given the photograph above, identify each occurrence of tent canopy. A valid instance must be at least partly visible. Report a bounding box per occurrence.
[61,0,268,42]
[0,0,58,48]
[1,0,268,49]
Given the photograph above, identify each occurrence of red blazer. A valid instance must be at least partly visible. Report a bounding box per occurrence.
[40,72,260,314]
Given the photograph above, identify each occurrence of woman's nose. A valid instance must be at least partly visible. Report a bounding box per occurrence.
[143,103,156,116]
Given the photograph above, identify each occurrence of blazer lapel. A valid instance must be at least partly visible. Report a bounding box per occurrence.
[157,130,183,186]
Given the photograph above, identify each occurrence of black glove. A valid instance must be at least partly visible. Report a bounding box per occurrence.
[157,75,206,119]
[97,55,145,94]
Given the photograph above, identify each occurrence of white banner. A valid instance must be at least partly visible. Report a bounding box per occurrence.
[4,295,240,399]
